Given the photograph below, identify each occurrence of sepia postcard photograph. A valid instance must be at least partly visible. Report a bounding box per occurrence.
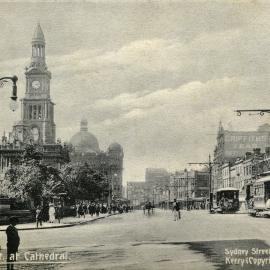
[1,0,270,269]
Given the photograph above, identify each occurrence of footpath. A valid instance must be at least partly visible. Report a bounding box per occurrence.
[0,213,113,231]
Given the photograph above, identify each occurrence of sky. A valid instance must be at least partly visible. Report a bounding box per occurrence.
[1,1,270,183]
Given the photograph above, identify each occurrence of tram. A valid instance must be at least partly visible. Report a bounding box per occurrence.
[251,175,270,216]
[215,187,239,213]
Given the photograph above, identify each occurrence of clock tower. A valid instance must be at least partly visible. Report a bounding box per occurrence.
[14,23,56,144]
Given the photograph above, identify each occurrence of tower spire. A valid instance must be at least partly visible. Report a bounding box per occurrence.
[217,120,224,137]
[80,119,88,132]
[32,23,45,44]
[30,23,46,69]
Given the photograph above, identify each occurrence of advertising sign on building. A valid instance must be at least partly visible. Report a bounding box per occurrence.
[224,131,270,158]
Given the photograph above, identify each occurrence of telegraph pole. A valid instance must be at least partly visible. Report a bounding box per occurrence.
[185,169,190,211]
[188,154,220,213]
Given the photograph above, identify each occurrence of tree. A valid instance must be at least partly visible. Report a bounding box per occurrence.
[3,144,110,207]
[60,163,109,202]
[3,144,62,206]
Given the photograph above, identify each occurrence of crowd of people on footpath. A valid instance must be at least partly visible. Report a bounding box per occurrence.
[35,201,134,228]
[75,201,133,218]
[35,202,64,228]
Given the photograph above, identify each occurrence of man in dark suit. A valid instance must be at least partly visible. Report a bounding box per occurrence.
[6,216,20,270]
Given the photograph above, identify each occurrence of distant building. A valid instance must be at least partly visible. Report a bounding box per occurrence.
[144,168,170,203]
[69,119,124,199]
[170,169,209,209]
[126,182,146,206]
[122,186,126,198]
[145,168,170,187]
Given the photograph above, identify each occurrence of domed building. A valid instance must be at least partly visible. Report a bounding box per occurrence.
[70,119,124,200]
[70,119,100,153]
[108,142,123,152]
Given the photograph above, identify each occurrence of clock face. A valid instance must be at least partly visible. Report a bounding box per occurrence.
[31,127,39,142]
[32,80,41,89]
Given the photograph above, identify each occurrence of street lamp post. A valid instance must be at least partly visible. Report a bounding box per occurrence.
[167,188,170,209]
[185,169,189,210]
[0,76,18,111]
[109,173,117,204]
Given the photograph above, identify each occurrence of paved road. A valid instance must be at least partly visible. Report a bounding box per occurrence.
[1,210,270,269]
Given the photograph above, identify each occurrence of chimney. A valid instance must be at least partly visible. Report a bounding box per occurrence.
[245,152,252,159]
[253,148,261,155]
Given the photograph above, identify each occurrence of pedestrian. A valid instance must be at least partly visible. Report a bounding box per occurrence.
[87,202,90,215]
[6,216,20,270]
[90,202,95,216]
[49,203,56,223]
[56,204,63,224]
[172,199,181,221]
[142,204,146,215]
[147,202,152,216]
[101,203,106,214]
[83,203,87,218]
[96,204,100,217]
[112,204,116,214]
[75,202,80,218]
[151,203,154,214]
[36,205,43,228]
[78,203,84,218]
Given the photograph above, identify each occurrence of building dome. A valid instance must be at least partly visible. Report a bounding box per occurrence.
[108,142,122,152]
[70,119,100,153]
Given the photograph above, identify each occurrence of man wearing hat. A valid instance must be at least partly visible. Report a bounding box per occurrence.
[6,216,20,270]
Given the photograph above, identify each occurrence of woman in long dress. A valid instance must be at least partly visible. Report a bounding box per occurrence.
[49,203,56,223]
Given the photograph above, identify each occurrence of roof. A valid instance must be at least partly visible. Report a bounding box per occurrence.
[32,23,45,43]
[70,131,100,153]
[216,187,239,192]
[108,142,122,151]
[70,119,100,153]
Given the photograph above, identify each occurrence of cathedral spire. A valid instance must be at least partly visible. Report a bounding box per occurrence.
[217,120,224,137]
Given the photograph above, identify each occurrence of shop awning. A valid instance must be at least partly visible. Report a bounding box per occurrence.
[192,197,207,202]
[216,187,239,192]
